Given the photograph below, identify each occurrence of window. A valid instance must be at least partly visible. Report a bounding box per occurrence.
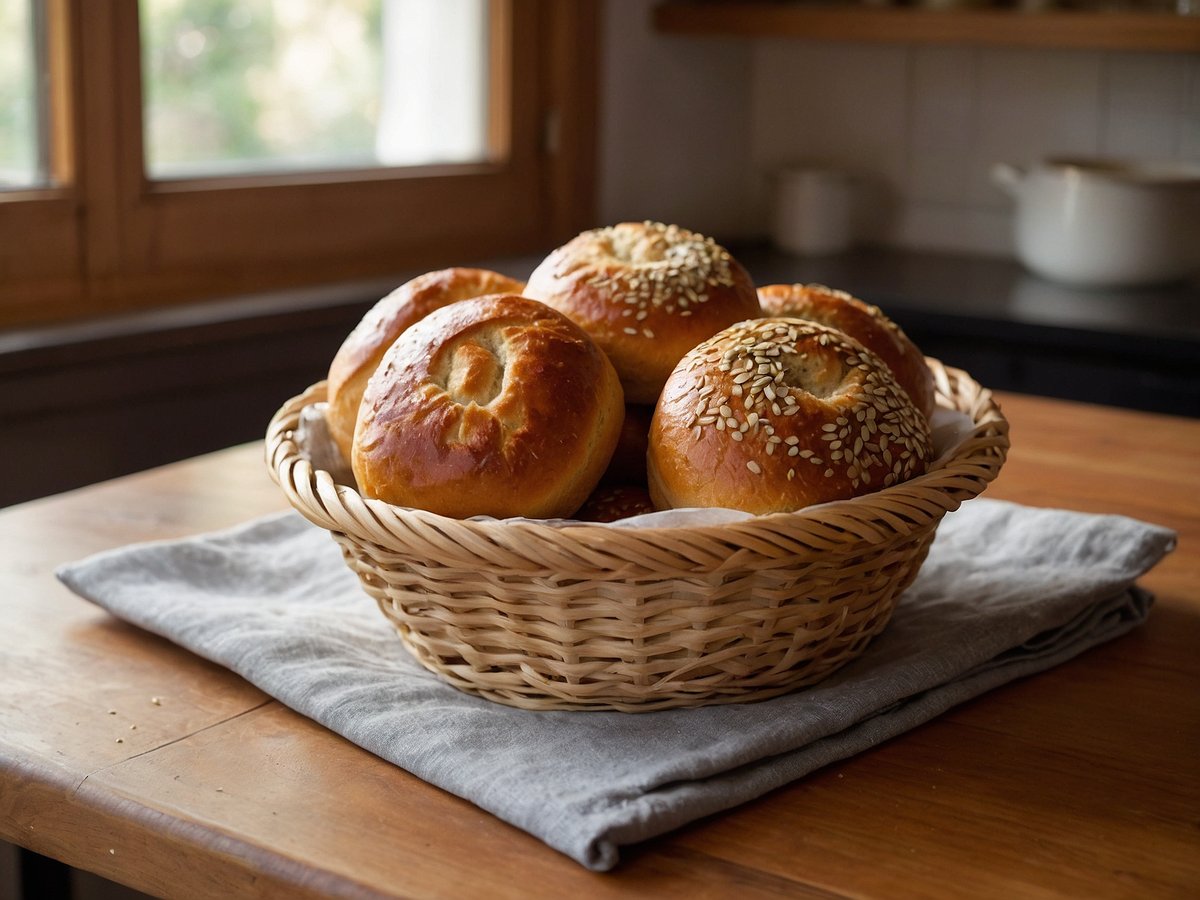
[0,0,44,189]
[0,0,597,329]
[141,0,492,178]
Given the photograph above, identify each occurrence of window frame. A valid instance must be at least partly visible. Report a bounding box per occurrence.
[0,0,598,329]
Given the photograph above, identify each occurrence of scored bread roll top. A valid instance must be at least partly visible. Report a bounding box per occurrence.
[353,294,625,520]
[326,267,525,463]
[649,319,932,515]
[757,283,936,420]
[524,221,762,404]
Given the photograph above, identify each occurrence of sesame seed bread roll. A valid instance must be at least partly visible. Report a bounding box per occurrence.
[757,283,936,420]
[648,319,933,515]
[326,267,526,463]
[523,221,762,404]
[353,294,624,520]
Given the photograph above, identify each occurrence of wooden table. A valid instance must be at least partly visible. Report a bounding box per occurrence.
[2,392,1197,899]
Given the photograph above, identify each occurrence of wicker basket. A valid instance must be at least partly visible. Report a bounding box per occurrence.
[265,359,1008,712]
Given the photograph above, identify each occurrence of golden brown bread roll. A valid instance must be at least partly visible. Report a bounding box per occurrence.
[574,485,655,523]
[648,319,932,515]
[353,294,624,519]
[757,283,936,420]
[600,403,654,487]
[523,221,762,404]
[326,267,525,463]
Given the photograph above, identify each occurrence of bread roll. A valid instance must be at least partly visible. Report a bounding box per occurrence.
[575,485,655,523]
[326,267,525,463]
[600,403,654,487]
[757,283,935,420]
[353,294,624,519]
[524,221,762,404]
[649,319,932,515]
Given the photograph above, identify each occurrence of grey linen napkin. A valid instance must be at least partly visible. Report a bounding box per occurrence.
[57,499,1175,871]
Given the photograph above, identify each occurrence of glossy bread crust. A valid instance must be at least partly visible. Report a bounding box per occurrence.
[352,294,625,519]
[524,222,762,404]
[649,318,932,515]
[326,267,526,463]
[757,283,936,420]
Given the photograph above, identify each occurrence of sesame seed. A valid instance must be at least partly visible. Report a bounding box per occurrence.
[746,461,762,474]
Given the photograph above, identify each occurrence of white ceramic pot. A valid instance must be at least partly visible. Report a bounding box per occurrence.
[992,158,1200,287]
[771,167,859,257]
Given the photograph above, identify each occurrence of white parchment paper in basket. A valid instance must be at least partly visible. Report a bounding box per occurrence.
[58,413,1175,870]
[294,401,978,527]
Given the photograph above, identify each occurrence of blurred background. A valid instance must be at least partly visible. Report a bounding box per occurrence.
[1,2,1198,895]
[1,0,1198,510]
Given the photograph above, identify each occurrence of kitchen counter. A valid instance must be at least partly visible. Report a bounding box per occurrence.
[1,391,1197,898]
[734,245,1200,417]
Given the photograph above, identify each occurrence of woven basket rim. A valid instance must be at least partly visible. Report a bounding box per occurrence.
[266,358,1009,548]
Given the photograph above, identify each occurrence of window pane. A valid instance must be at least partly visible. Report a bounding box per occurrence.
[0,0,42,189]
[140,0,490,180]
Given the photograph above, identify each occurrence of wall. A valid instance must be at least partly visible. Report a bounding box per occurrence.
[600,1,1200,257]
[599,1,756,237]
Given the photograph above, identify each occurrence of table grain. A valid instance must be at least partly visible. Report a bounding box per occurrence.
[1,391,1197,898]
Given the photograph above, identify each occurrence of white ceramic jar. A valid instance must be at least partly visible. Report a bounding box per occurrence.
[992,158,1200,287]
[771,167,859,257]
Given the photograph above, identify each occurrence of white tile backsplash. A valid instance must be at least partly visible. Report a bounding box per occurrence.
[1102,52,1193,158]
[750,41,911,241]
[969,48,1105,207]
[751,41,911,170]
[907,143,974,205]
[1103,105,1183,159]
[909,47,976,152]
[599,2,1200,258]
[598,1,755,239]
[895,202,1013,256]
[1105,52,1191,111]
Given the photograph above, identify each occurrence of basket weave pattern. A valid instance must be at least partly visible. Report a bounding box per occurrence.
[266,360,1008,712]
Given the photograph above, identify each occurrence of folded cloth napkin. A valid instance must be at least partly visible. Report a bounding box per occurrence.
[57,499,1175,871]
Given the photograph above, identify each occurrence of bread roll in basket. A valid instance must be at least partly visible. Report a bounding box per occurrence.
[266,360,1008,712]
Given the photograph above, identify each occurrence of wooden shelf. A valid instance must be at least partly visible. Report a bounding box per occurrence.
[654,2,1200,52]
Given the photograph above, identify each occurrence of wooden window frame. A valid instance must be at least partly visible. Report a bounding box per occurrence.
[0,0,598,329]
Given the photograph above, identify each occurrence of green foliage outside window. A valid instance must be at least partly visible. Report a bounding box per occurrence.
[141,0,384,176]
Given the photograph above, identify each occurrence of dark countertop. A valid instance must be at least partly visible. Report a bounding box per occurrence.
[733,244,1200,354]
[728,245,1200,417]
